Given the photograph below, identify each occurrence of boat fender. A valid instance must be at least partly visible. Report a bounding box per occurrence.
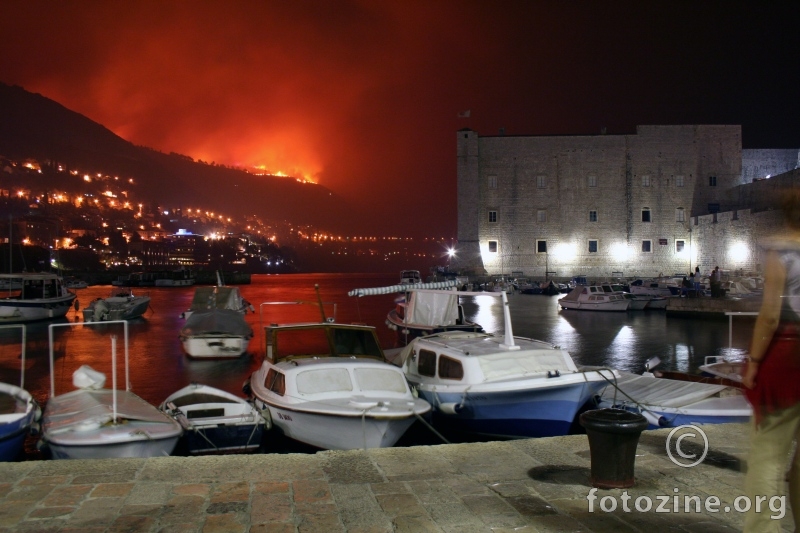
[438,402,463,415]
[642,410,666,427]
[259,406,272,430]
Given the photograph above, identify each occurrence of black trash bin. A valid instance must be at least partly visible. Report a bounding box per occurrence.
[579,408,649,489]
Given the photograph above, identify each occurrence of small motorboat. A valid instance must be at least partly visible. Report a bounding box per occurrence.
[82,289,151,322]
[160,383,266,455]
[0,272,77,323]
[559,286,630,311]
[698,355,745,384]
[39,322,183,459]
[0,324,41,461]
[394,290,615,438]
[246,295,431,450]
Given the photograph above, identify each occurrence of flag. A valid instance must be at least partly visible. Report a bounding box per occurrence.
[457,110,471,118]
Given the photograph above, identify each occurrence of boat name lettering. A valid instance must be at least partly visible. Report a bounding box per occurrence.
[277,412,293,421]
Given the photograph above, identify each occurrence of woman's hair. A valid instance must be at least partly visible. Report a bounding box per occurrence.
[781,189,800,230]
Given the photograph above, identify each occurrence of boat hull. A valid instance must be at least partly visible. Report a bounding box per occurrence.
[0,294,76,323]
[0,384,39,461]
[45,435,180,460]
[559,299,629,311]
[253,399,417,450]
[417,379,606,438]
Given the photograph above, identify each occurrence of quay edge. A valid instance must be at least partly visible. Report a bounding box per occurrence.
[665,295,761,318]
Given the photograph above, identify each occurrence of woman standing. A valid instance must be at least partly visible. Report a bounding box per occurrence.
[743,191,800,532]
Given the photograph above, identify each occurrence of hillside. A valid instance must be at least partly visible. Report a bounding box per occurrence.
[0,82,359,232]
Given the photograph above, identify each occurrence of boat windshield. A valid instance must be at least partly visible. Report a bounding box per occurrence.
[271,325,383,360]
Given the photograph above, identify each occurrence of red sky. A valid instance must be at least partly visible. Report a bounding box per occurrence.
[2,1,798,237]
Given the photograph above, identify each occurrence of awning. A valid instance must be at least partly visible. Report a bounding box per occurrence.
[347,280,459,297]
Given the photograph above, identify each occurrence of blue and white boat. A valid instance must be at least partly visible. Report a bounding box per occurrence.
[0,273,77,323]
[0,325,40,461]
[387,290,613,438]
[595,370,751,428]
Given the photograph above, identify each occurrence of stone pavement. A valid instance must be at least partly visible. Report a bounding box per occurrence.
[0,423,785,532]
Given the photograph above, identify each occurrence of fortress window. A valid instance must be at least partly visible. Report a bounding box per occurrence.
[488,241,498,253]
[537,210,547,222]
[641,208,651,222]
[676,240,685,253]
[537,240,547,253]
[642,240,652,253]
[488,175,497,189]
[642,175,651,187]
[589,210,597,222]
[588,175,597,187]
[488,211,497,223]
[676,207,685,222]
[537,175,547,188]
[676,175,685,187]
[709,176,717,186]
[588,240,598,253]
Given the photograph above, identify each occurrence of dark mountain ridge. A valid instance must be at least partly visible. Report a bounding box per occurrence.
[0,82,358,232]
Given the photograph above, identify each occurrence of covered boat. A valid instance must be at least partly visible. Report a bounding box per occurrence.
[348,281,483,346]
[82,288,151,322]
[39,322,182,459]
[179,279,254,358]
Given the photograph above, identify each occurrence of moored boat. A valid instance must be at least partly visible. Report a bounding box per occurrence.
[0,273,77,323]
[39,322,183,459]
[82,288,151,322]
[246,299,431,450]
[559,285,630,311]
[0,324,41,461]
[160,383,266,455]
[394,290,615,438]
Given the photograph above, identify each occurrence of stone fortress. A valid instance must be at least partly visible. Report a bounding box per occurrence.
[452,125,800,282]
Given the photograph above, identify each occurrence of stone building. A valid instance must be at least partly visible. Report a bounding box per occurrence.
[454,125,799,281]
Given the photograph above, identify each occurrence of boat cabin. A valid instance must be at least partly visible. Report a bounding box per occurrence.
[399,270,422,284]
[264,323,385,363]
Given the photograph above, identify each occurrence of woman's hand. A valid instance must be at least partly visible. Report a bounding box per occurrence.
[743,361,760,389]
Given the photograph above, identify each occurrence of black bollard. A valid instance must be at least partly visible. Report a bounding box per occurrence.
[579,408,649,489]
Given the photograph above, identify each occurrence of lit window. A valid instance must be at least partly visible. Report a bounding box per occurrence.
[537,240,547,253]
[537,210,546,222]
[676,176,685,187]
[642,240,652,253]
[642,175,651,187]
[676,207,685,222]
[488,175,497,189]
[488,241,498,253]
[588,175,597,187]
[537,175,547,188]
[589,210,597,222]
[676,240,685,253]
[642,208,651,222]
[488,211,497,223]
[588,240,598,253]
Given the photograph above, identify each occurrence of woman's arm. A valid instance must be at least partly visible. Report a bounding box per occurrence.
[743,250,787,389]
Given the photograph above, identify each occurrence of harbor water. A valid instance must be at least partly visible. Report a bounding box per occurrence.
[0,272,757,459]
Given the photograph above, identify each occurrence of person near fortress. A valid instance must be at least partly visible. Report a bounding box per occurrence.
[711,266,722,297]
[694,266,702,294]
[742,190,800,532]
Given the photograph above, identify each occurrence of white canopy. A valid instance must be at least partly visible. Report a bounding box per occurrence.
[347,280,458,297]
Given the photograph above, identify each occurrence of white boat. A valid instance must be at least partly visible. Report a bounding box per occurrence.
[82,288,151,322]
[0,273,77,323]
[349,281,483,346]
[599,283,665,310]
[160,383,266,455]
[399,270,422,284]
[559,286,630,311]
[246,308,431,450]
[39,322,183,459]
[64,277,88,289]
[393,290,614,438]
[629,279,674,298]
[179,275,254,358]
[595,370,751,428]
[0,325,41,462]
